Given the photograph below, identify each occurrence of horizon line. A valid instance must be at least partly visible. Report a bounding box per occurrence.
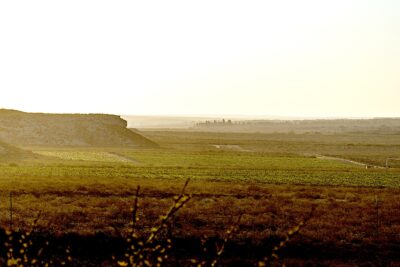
[2,108,399,120]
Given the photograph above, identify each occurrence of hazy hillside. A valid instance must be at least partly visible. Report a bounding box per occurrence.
[194,118,400,133]
[0,139,41,160]
[0,109,157,147]
[123,115,215,129]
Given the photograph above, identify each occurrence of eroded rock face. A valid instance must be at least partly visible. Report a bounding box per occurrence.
[0,109,156,147]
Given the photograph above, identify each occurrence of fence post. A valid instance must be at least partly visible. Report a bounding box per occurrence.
[9,192,13,230]
[375,195,380,237]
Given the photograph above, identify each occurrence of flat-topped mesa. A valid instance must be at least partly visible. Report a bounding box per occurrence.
[0,109,157,147]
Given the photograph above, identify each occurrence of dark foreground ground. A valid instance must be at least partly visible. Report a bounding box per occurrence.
[0,131,399,266]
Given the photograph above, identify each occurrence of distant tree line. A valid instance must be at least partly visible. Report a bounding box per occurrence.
[196,119,234,126]
[194,118,400,133]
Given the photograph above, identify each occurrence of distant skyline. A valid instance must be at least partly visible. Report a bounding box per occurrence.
[1,1,399,118]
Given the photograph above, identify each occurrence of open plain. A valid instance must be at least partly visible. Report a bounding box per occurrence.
[0,129,399,266]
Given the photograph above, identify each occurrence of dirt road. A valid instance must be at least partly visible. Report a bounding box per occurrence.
[315,154,384,169]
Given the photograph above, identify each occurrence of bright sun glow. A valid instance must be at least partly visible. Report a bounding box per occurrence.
[0,0,399,117]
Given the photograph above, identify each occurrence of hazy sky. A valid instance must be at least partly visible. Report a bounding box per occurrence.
[0,1,399,117]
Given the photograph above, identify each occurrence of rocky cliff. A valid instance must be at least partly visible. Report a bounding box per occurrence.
[0,109,157,147]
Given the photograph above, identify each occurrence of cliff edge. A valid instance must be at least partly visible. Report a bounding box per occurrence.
[0,109,157,147]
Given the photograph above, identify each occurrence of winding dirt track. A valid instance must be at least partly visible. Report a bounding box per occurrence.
[107,152,140,164]
[315,154,384,169]
[212,144,252,152]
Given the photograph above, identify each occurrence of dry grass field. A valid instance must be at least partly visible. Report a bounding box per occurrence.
[0,131,399,266]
